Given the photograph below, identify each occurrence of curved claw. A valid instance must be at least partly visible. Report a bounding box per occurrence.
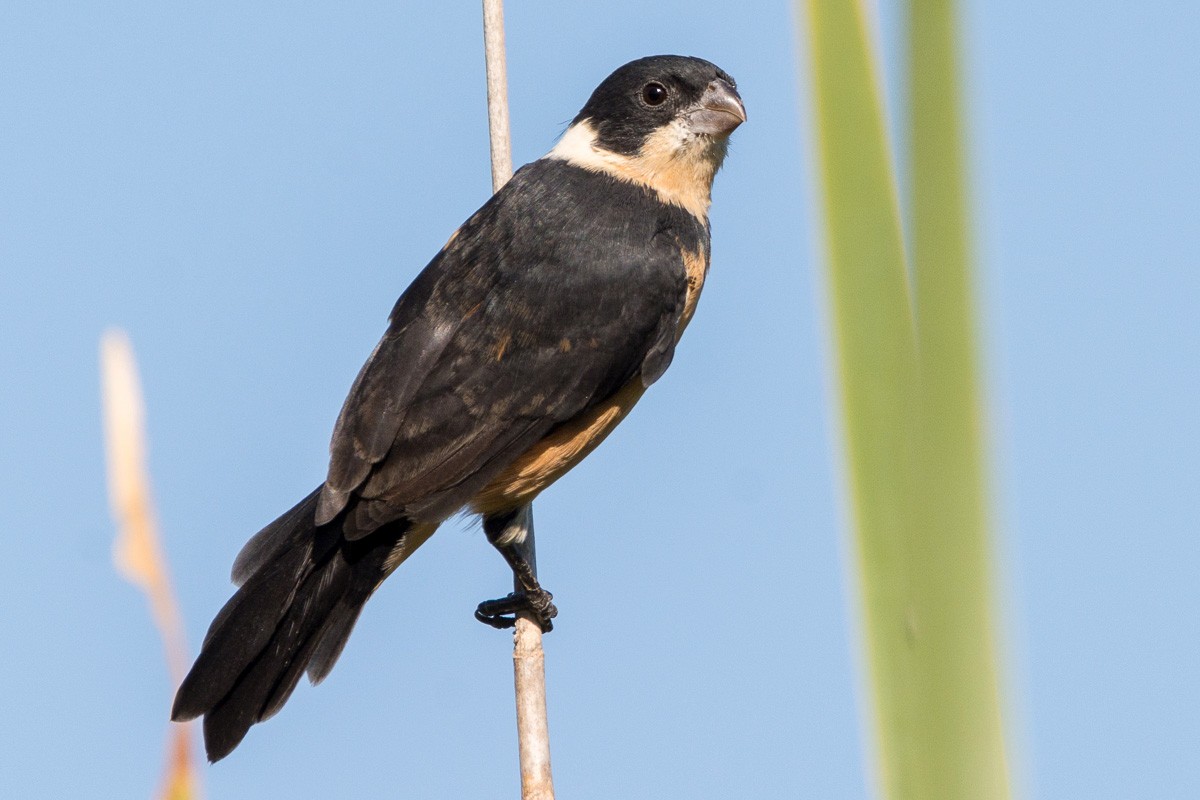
[474,604,517,629]
[475,590,557,633]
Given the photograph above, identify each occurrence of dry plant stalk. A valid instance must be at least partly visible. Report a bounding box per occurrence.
[512,617,553,799]
[100,329,200,800]
[481,3,555,798]
[482,0,513,191]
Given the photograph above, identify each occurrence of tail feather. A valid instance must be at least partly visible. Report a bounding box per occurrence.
[306,595,369,685]
[181,542,314,713]
[171,487,413,762]
[230,486,323,587]
[201,547,348,759]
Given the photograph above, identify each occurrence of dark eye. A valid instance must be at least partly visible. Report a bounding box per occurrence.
[641,82,668,106]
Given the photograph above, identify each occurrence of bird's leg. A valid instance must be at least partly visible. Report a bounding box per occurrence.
[475,504,558,632]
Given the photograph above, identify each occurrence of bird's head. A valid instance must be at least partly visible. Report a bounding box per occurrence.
[547,55,745,219]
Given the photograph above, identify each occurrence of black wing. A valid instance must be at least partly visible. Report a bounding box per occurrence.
[315,161,689,533]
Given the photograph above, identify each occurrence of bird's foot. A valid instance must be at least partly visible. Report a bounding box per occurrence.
[474,588,557,633]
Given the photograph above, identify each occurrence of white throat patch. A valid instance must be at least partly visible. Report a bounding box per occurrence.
[544,119,725,220]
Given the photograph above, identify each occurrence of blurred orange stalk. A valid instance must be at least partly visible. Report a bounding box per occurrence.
[100,329,200,800]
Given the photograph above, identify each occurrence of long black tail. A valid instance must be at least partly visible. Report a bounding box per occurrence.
[171,488,410,761]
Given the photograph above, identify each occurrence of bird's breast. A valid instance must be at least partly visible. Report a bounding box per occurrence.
[677,245,709,338]
[469,244,709,516]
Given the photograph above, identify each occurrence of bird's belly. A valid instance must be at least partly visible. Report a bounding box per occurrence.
[470,378,647,515]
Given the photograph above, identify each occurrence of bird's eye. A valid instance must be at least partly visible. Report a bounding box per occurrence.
[641,82,668,106]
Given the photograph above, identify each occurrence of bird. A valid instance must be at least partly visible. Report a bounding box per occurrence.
[171,54,745,762]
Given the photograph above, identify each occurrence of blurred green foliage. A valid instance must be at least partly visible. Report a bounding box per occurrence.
[802,1,1013,797]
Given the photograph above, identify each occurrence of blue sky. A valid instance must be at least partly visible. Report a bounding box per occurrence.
[1,1,1196,797]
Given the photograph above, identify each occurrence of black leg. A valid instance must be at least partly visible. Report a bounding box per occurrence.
[475,504,558,632]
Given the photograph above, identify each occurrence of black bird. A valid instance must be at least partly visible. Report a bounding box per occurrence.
[172,54,745,761]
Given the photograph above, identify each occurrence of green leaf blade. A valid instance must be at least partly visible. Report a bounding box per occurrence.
[802,0,1015,797]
